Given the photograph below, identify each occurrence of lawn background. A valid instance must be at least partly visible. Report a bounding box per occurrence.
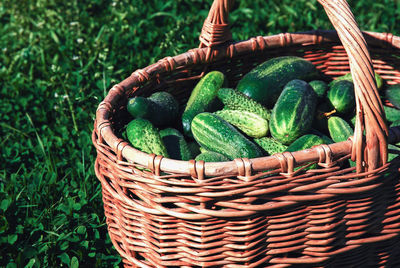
[1,0,399,267]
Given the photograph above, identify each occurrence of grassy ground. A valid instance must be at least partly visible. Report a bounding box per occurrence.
[1,0,399,267]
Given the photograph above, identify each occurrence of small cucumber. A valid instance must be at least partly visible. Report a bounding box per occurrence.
[309,80,328,99]
[195,151,230,162]
[182,71,225,138]
[160,128,193,160]
[237,56,319,108]
[286,134,326,170]
[385,84,400,109]
[217,88,271,120]
[384,105,400,123]
[287,134,325,153]
[214,109,269,138]
[191,113,263,160]
[327,116,354,143]
[127,91,179,127]
[126,119,168,157]
[327,80,355,114]
[269,79,318,145]
[330,72,384,90]
[254,137,288,156]
[310,129,334,144]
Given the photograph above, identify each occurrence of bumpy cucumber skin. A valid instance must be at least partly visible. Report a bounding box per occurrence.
[309,80,328,99]
[126,119,169,157]
[327,80,355,114]
[217,88,271,120]
[191,113,263,160]
[160,128,192,160]
[385,84,400,109]
[330,72,384,90]
[269,79,318,145]
[384,105,400,123]
[195,151,230,162]
[254,137,288,156]
[327,116,354,143]
[127,91,179,127]
[214,109,269,138]
[236,56,319,108]
[182,71,225,138]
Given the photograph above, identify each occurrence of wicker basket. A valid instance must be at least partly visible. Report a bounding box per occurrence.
[93,0,400,266]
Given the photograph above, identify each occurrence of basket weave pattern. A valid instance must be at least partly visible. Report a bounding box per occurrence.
[93,0,400,266]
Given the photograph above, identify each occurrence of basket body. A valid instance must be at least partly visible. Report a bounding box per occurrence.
[93,30,400,267]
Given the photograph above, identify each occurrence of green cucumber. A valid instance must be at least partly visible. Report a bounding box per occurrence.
[217,88,271,120]
[160,128,192,160]
[182,71,225,138]
[312,102,336,132]
[127,91,179,127]
[330,72,384,90]
[269,79,318,145]
[286,134,325,170]
[384,105,400,123]
[191,113,263,160]
[287,134,325,152]
[126,119,168,157]
[327,80,355,114]
[187,141,201,157]
[310,129,334,144]
[327,116,354,143]
[236,56,319,108]
[385,84,400,109]
[254,137,288,156]
[391,120,400,127]
[309,80,328,99]
[195,151,230,162]
[214,109,269,138]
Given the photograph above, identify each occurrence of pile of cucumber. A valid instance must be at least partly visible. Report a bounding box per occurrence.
[125,56,400,164]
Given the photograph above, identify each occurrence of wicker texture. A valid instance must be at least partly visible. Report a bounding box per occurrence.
[93,0,400,266]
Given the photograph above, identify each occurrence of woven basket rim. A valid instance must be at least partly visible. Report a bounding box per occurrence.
[95,30,400,177]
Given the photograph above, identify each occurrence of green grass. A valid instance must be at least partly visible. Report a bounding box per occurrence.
[0,0,399,267]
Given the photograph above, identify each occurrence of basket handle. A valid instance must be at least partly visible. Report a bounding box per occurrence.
[200,0,388,173]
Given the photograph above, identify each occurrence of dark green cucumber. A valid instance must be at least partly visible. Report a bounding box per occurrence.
[327,116,354,143]
[126,119,168,157]
[269,79,318,145]
[384,105,400,123]
[330,72,384,90]
[287,134,325,152]
[310,129,334,144]
[187,141,201,157]
[391,120,400,127]
[286,134,325,170]
[191,113,263,160]
[214,109,269,138]
[160,128,192,160]
[254,137,288,156]
[385,84,400,109]
[312,102,336,132]
[195,151,230,162]
[217,88,271,120]
[309,80,328,99]
[182,71,225,138]
[327,80,355,114]
[236,56,319,108]
[127,91,179,127]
